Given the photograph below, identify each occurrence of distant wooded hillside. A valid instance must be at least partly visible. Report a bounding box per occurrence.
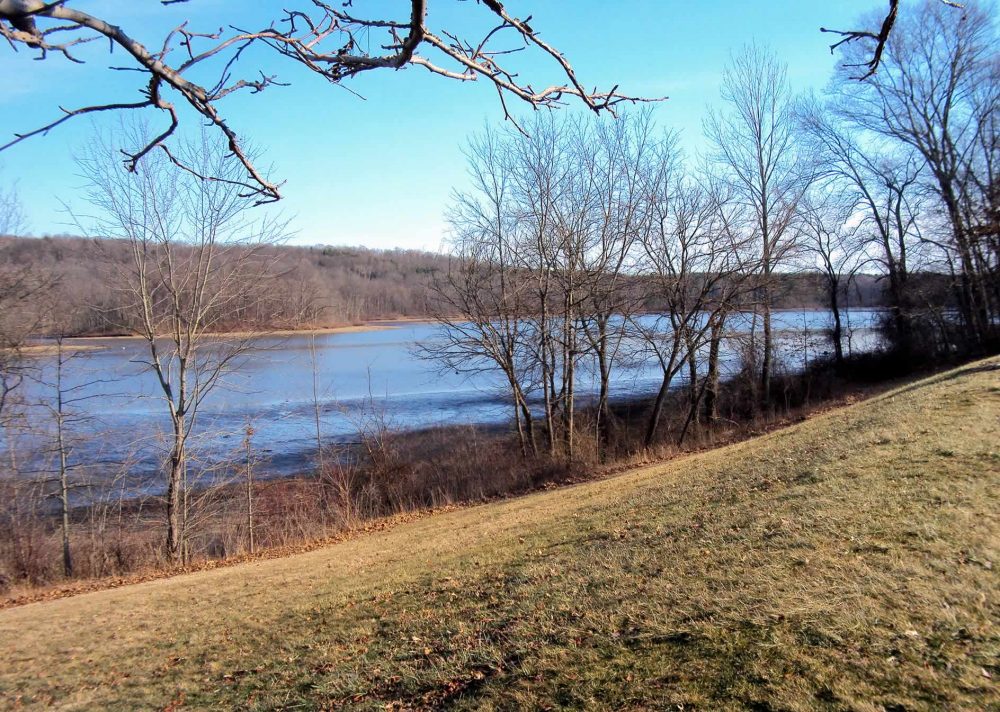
[1,235,448,335]
[1,234,913,337]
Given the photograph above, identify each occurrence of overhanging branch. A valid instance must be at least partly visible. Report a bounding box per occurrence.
[0,0,663,202]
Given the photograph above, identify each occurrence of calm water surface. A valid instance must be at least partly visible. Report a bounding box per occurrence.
[5,310,881,488]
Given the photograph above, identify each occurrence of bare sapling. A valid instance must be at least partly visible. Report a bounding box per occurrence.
[706,44,808,409]
[244,420,255,555]
[76,124,289,563]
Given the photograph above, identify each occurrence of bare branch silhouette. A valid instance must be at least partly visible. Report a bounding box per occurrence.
[0,1,660,203]
[821,0,965,79]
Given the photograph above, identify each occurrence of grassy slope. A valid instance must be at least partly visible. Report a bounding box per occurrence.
[2,360,998,711]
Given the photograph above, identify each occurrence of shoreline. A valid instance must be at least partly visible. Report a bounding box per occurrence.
[19,342,105,355]
[24,308,880,348]
[27,319,440,348]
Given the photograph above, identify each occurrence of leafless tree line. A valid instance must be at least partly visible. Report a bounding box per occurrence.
[431,0,998,462]
[0,183,48,420]
[431,112,760,463]
[805,0,998,353]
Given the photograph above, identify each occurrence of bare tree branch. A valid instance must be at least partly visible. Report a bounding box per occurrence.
[821,0,965,80]
[0,0,661,203]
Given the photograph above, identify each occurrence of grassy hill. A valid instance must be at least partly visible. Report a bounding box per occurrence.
[1,359,998,711]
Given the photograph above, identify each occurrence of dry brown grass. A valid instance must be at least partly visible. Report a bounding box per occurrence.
[1,358,997,710]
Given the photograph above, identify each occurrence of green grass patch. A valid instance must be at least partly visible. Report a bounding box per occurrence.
[2,359,998,710]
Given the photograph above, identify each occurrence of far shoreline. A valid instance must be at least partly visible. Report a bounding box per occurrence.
[27,318,441,349]
[24,307,882,351]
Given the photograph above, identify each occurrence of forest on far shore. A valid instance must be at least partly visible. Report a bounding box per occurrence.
[0,233,944,338]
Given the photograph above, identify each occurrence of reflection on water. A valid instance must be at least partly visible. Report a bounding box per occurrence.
[4,310,882,488]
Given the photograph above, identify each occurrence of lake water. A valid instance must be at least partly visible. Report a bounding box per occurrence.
[3,310,882,490]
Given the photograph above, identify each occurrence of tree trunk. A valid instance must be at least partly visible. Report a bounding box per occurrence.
[166,418,185,562]
[830,280,844,367]
[245,424,255,555]
[595,337,612,461]
[55,343,72,578]
[512,399,528,458]
[538,307,558,457]
[644,371,671,449]
[542,334,557,456]
[703,314,724,423]
[941,187,991,344]
[510,377,538,458]
[564,326,575,461]
[760,283,772,410]
[684,328,699,427]
[58,427,72,577]
[679,374,712,446]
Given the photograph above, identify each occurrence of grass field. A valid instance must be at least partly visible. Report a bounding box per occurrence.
[2,359,998,711]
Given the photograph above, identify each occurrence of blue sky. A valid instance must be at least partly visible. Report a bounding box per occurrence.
[0,1,870,249]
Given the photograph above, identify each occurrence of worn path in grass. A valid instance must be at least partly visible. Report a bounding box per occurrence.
[2,359,998,710]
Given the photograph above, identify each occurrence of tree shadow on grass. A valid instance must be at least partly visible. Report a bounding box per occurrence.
[878,359,999,402]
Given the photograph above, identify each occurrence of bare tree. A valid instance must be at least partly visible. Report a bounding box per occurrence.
[521,118,571,458]
[308,334,327,476]
[432,112,661,461]
[514,114,654,461]
[798,96,926,353]
[430,124,540,458]
[574,114,658,459]
[795,193,865,366]
[46,338,76,577]
[705,44,808,408]
[0,1,654,202]
[833,0,998,346]
[0,180,25,236]
[243,420,256,555]
[31,334,110,577]
[75,126,289,562]
[0,183,46,421]
[636,159,752,448]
